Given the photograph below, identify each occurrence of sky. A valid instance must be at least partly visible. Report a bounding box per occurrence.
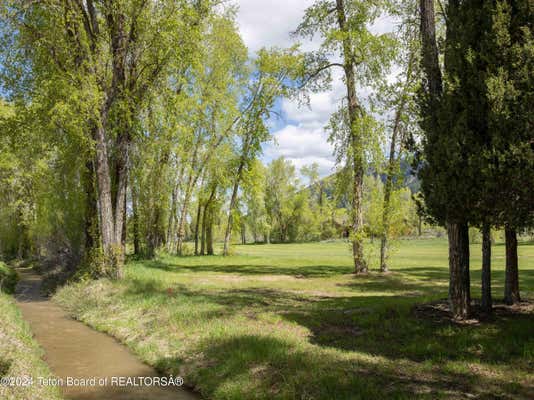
[235,0,396,179]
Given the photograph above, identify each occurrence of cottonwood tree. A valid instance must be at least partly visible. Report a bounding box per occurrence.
[265,157,299,243]
[1,0,208,277]
[242,160,270,244]
[222,47,303,255]
[172,14,248,255]
[295,0,395,273]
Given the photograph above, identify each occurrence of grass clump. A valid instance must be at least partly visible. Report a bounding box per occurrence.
[54,239,534,399]
[0,292,62,400]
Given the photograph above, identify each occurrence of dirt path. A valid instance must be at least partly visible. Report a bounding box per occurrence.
[15,269,199,400]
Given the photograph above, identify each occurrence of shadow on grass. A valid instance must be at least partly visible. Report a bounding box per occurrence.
[120,258,534,399]
[136,258,355,277]
[157,333,533,400]
[122,269,534,367]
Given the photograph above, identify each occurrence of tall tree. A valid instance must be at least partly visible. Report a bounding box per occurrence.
[379,2,420,272]
[485,0,533,305]
[295,0,395,273]
[223,48,302,255]
[418,0,473,319]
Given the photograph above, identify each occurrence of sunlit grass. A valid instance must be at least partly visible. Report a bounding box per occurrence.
[55,239,534,399]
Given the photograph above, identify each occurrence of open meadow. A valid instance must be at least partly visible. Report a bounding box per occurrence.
[55,239,534,399]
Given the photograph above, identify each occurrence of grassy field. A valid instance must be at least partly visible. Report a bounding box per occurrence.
[55,239,534,399]
[0,292,62,400]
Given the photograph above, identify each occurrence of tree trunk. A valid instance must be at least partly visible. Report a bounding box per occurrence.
[166,180,180,253]
[223,174,241,256]
[94,117,122,278]
[84,160,99,255]
[223,138,249,256]
[202,185,216,255]
[201,205,207,255]
[194,200,202,255]
[207,216,214,255]
[176,178,193,256]
[380,123,398,273]
[419,0,443,100]
[504,226,520,305]
[132,180,140,256]
[447,222,471,319]
[336,0,367,274]
[481,224,492,312]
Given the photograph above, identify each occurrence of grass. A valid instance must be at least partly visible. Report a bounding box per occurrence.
[54,239,534,399]
[0,290,62,400]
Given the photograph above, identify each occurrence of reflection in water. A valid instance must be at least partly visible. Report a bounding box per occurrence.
[15,269,199,400]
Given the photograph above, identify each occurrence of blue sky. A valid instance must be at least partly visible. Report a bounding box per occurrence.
[235,0,396,178]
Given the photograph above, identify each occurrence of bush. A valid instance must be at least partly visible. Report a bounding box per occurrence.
[0,262,18,294]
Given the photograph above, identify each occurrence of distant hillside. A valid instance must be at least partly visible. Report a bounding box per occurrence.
[306,159,420,208]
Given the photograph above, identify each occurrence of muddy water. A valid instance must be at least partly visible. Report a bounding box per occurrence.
[15,269,199,400]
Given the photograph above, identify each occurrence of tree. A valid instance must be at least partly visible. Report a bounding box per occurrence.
[484,0,533,305]
[418,0,472,319]
[223,47,302,255]
[265,157,298,243]
[172,13,248,255]
[378,1,420,272]
[295,0,395,273]
[242,160,270,244]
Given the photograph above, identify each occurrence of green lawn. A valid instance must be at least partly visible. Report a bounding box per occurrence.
[55,239,534,399]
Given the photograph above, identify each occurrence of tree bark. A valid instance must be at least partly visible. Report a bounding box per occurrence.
[481,224,492,312]
[93,115,122,277]
[223,167,244,255]
[84,160,99,255]
[200,205,207,255]
[207,216,214,255]
[447,222,471,319]
[166,181,180,253]
[420,0,443,100]
[504,226,520,305]
[176,176,193,256]
[132,180,140,256]
[204,185,216,255]
[194,200,202,255]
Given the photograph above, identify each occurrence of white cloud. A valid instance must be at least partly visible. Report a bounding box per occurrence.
[235,0,311,53]
[265,124,335,177]
[236,1,398,178]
